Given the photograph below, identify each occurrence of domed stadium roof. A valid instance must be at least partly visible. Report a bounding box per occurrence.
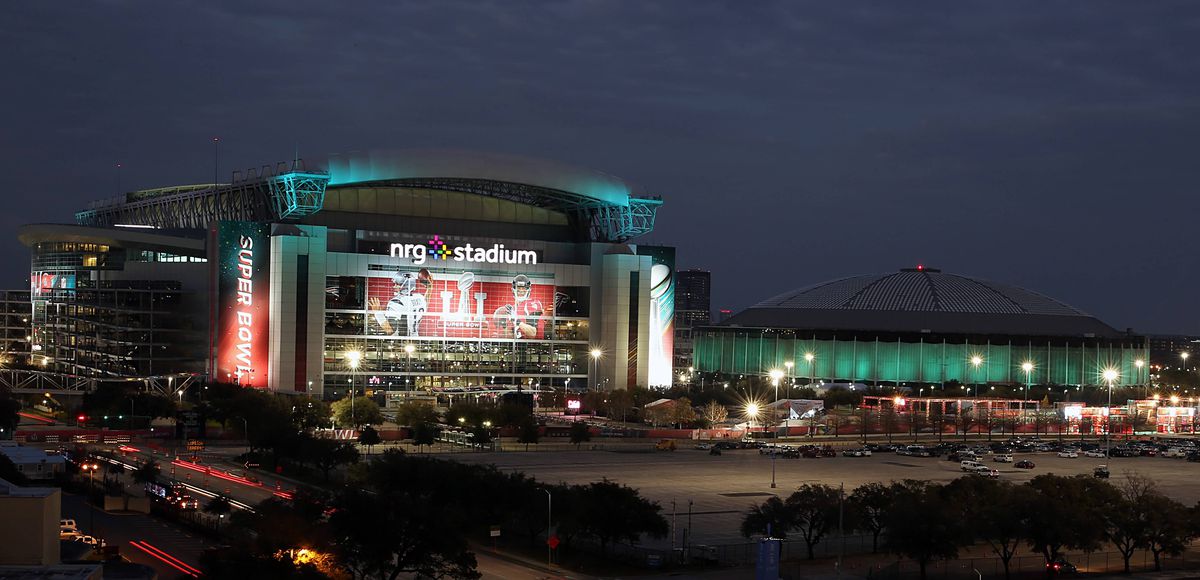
[722,268,1123,338]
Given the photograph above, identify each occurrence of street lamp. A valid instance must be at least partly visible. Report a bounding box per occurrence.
[1135,359,1145,397]
[345,350,362,430]
[589,348,603,390]
[404,344,415,390]
[970,356,983,399]
[784,361,794,397]
[1021,361,1034,426]
[1182,352,1190,371]
[1102,367,1119,460]
[804,352,815,386]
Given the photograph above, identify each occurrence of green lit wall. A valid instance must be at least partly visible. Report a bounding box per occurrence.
[693,330,1149,386]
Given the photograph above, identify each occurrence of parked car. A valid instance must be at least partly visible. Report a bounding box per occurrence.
[1163,448,1189,458]
[695,443,713,451]
[1046,557,1078,575]
[708,447,722,456]
[655,439,676,451]
[842,448,872,457]
[993,454,1013,463]
[960,460,985,472]
[1015,460,1036,469]
[1057,450,1079,459]
[1083,450,1106,458]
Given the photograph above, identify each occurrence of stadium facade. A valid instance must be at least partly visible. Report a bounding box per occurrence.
[20,150,676,398]
[694,267,1148,387]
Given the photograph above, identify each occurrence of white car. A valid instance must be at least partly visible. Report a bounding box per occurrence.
[74,535,103,546]
[1083,450,1106,458]
[59,530,80,540]
[993,454,1013,463]
[1057,450,1079,458]
[60,519,77,530]
[695,443,713,450]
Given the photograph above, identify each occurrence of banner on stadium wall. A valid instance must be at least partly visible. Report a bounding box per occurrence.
[213,221,270,388]
[639,246,675,387]
[363,269,555,339]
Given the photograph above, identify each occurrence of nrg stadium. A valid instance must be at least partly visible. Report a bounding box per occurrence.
[19,149,677,401]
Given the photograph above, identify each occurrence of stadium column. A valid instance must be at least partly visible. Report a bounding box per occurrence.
[268,225,328,395]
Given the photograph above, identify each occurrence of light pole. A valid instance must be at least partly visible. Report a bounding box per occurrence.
[1183,352,1191,371]
[1021,361,1034,430]
[1135,359,1145,398]
[770,369,785,438]
[82,462,98,533]
[1103,367,1119,460]
[805,352,815,387]
[542,488,553,568]
[971,356,983,399]
[784,361,794,397]
[345,350,362,430]
[236,416,250,455]
[589,348,602,390]
[404,344,415,391]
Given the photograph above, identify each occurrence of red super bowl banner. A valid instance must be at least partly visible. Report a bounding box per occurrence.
[213,221,270,388]
[365,269,554,339]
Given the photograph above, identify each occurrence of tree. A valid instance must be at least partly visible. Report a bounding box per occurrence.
[883,481,966,580]
[330,488,480,580]
[357,425,382,455]
[411,422,440,452]
[857,407,875,440]
[568,422,591,449]
[643,403,670,427]
[881,408,900,443]
[668,397,698,428]
[946,477,1026,580]
[1025,474,1119,564]
[332,397,383,429]
[572,480,668,555]
[928,404,945,443]
[1141,493,1195,571]
[741,496,795,540]
[394,402,440,427]
[131,459,160,486]
[786,484,842,560]
[847,482,896,553]
[291,398,332,432]
[517,419,540,451]
[1108,473,1156,573]
[311,438,360,481]
[0,390,20,437]
[205,495,233,532]
[701,401,728,426]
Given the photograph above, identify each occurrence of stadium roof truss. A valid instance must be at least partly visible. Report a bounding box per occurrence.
[373,177,662,242]
[74,166,658,242]
[76,162,330,228]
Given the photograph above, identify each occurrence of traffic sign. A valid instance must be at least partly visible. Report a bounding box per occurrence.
[546,535,560,549]
[489,525,501,538]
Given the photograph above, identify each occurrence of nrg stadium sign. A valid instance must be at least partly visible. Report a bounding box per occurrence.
[390,234,538,266]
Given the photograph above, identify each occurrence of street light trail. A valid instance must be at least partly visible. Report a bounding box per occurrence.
[128,540,201,577]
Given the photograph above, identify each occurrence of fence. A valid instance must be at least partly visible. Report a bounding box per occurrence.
[862,549,1200,579]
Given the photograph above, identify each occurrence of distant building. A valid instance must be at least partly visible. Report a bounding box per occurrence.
[0,443,66,482]
[0,477,61,566]
[1147,334,1200,371]
[0,290,31,366]
[673,269,711,376]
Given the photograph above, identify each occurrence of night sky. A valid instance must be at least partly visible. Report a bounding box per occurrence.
[4,2,1198,333]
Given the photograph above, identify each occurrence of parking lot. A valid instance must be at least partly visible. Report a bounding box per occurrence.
[448,438,1200,550]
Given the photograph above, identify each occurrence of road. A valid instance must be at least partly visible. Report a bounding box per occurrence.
[61,492,209,579]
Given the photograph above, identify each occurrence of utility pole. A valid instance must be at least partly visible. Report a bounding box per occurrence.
[670,499,677,553]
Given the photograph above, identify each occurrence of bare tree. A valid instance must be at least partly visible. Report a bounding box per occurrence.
[701,401,728,426]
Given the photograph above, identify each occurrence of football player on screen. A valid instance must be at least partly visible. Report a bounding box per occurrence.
[493,274,546,339]
[368,271,427,336]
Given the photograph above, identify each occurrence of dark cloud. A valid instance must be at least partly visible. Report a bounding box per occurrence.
[2,1,1198,332]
